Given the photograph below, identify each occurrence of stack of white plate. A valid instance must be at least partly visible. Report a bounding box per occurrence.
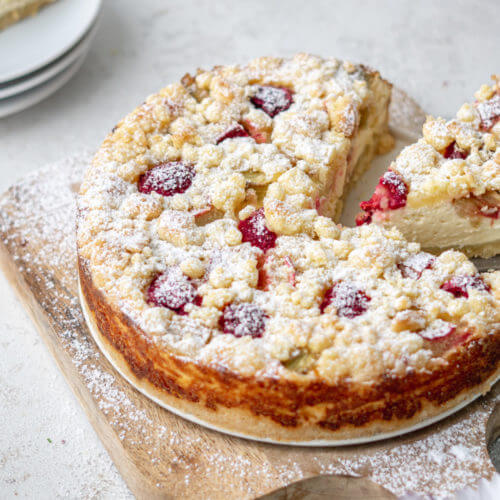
[0,0,102,118]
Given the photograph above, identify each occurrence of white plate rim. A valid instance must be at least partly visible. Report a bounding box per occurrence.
[0,16,99,100]
[0,0,102,83]
[0,52,86,118]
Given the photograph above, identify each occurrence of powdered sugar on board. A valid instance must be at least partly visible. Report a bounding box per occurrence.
[0,152,499,499]
[388,86,427,141]
[0,276,131,499]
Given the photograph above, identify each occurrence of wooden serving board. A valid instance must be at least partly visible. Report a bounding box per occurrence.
[0,88,499,498]
[1,156,499,500]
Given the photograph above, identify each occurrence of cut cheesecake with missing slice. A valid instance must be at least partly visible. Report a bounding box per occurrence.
[78,55,500,443]
[357,77,500,258]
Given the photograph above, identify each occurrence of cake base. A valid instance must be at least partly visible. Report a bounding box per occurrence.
[79,279,500,447]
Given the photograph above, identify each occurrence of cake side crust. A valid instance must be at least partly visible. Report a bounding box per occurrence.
[79,255,500,443]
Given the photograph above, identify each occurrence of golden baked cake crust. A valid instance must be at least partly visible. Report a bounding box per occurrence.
[77,54,500,442]
[79,258,500,442]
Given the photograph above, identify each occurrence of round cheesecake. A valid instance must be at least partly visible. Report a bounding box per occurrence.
[77,54,500,443]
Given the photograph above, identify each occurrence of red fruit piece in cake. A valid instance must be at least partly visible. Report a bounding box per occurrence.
[138,161,195,197]
[477,94,500,131]
[284,256,296,287]
[216,124,249,144]
[320,281,371,318]
[250,86,293,117]
[219,302,267,338]
[315,196,327,215]
[398,252,435,279]
[443,141,468,159]
[355,212,372,226]
[238,208,277,252]
[356,171,408,225]
[147,268,201,315]
[418,320,456,341]
[241,119,269,143]
[440,275,490,298]
[193,206,213,219]
[258,253,296,291]
[454,192,500,220]
[257,265,271,291]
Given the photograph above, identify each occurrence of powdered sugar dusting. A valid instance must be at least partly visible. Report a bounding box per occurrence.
[1,146,499,499]
[238,207,277,252]
[419,319,455,340]
[441,275,490,299]
[320,280,370,318]
[138,161,195,197]
[398,252,435,279]
[477,94,500,131]
[147,267,200,314]
[220,302,267,338]
[250,85,294,117]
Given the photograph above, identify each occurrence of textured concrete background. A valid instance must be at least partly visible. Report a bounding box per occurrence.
[0,0,499,497]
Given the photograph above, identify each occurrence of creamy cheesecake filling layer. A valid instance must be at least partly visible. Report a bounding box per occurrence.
[374,202,500,254]
[325,88,392,221]
[323,128,379,221]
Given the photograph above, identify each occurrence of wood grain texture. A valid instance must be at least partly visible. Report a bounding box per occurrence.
[0,155,498,499]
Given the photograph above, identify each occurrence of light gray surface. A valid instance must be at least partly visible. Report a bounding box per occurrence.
[1,0,499,498]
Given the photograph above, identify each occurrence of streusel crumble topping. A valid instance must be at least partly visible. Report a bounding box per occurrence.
[77,55,500,383]
[358,77,500,223]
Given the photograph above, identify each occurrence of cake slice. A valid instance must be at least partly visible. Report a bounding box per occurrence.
[357,77,500,258]
[0,0,55,31]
